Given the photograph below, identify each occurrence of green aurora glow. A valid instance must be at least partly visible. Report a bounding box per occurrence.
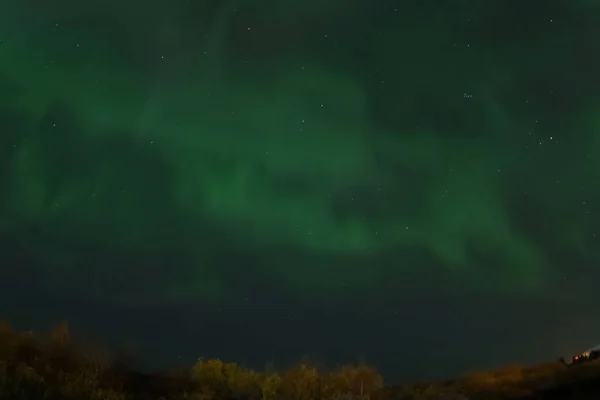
[1,0,599,304]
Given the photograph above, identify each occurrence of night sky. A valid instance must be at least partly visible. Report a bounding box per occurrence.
[1,0,600,384]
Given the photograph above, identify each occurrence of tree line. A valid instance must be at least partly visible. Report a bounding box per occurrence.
[0,320,384,400]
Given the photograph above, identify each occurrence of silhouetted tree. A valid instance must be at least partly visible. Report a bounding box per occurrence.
[323,364,383,399]
[280,363,320,400]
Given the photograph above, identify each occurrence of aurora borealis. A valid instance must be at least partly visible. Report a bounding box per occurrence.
[1,0,600,382]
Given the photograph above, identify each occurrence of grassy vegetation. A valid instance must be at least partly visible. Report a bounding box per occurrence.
[378,358,600,399]
[1,319,600,400]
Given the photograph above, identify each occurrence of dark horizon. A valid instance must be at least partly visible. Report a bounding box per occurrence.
[2,248,598,383]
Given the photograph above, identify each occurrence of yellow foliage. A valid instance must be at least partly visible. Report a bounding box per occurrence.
[15,362,42,384]
[225,364,261,399]
[323,364,384,397]
[261,373,282,400]
[89,387,127,400]
[192,358,262,400]
[280,363,320,400]
[192,358,227,398]
[193,359,225,383]
[58,369,103,398]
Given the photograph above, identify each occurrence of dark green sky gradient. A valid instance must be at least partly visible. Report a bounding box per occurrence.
[1,0,600,382]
